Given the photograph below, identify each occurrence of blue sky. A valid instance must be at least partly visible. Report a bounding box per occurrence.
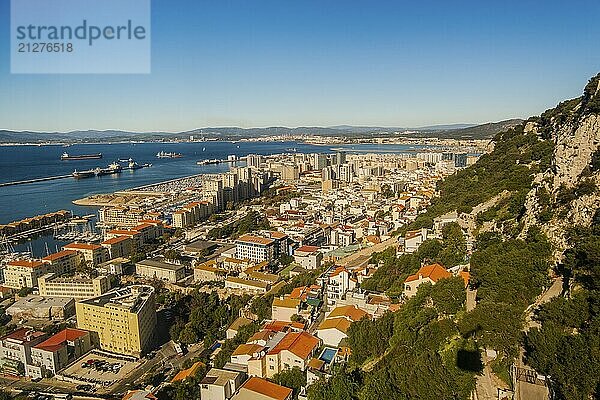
[1,0,599,132]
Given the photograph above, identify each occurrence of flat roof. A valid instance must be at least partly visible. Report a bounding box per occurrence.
[136,258,185,271]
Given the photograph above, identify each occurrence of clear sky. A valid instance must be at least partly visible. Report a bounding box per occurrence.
[1,0,599,132]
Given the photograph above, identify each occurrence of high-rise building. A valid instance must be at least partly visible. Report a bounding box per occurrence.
[246,154,262,168]
[454,153,468,168]
[75,285,156,357]
[335,151,347,165]
[312,153,328,170]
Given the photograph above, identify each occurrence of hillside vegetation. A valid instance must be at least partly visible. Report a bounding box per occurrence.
[308,73,600,400]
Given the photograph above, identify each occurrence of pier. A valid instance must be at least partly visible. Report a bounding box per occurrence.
[196,156,247,166]
[0,174,72,187]
[0,163,151,187]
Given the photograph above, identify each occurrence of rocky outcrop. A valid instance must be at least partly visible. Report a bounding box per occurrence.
[520,74,600,259]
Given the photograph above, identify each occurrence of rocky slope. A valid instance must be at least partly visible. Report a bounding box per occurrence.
[521,73,600,258]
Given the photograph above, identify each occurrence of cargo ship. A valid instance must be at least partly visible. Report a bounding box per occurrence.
[72,169,96,179]
[156,151,183,158]
[61,152,102,160]
[96,162,122,176]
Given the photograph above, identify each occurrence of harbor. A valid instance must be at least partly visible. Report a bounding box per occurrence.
[0,159,151,186]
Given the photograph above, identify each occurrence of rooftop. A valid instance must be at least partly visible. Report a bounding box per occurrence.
[171,361,205,382]
[64,242,102,251]
[7,259,44,269]
[267,331,319,359]
[238,377,292,400]
[0,327,46,343]
[317,317,351,333]
[226,276,269,289]
[78,285,154,314]
[34,328,88,352]
[200,367,241,386]
[405,263,451,283]
[42,250,78,262]
[102,236,131,245]
[136,258,185,271]
[327,305,369,322]
[236,234,275,246]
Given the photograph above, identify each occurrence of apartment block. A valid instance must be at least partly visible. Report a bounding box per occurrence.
[135,259,186,282]
[63,243,109,266]
[38,273,110,299]
[75,285,156,357]
[3,260,47,289]
[41,250,82,275]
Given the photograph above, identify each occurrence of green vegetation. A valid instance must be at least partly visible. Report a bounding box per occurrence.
[213,322,260,368]
[271,367,307,400]
[524,216,600,399]
[307,366,362,400]
[346,312,394,366]
[397,124,554,238]
[361,222,466,297]
[312,276,473,400]
[156,363,207,400]
[168,291,251,346]
[460,228,551,359]
[17,287,33,297]
[206,211,270,239]
[0,307,14,337]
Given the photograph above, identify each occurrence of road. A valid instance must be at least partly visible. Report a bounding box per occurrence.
[474,277,562,400]
[525,277,563,332]
[338,237,398,268]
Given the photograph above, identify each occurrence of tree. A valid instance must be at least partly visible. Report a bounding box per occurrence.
[179,326,199,344]
[458,301,523,358]
[17,287,33,297]
[439,222,466,267]
[307,366,362,400]
[164,249,181,261]
[272,367,306,399]
[290,314,305,324]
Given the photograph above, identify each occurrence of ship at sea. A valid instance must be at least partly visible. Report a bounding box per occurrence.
[156,151,183,158]
[61,152,103,160]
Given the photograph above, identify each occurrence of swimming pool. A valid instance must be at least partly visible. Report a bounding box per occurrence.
[319,347,338,364]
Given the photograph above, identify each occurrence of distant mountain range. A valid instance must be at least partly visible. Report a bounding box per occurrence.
[0,119,523,144]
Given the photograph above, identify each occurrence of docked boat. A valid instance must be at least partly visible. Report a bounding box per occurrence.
[61,152,102,160]
[72,169,96,179]
[156,151,183,158]
[96,162,122,176]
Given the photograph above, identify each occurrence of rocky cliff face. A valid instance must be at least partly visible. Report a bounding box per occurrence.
[521,74,600,259]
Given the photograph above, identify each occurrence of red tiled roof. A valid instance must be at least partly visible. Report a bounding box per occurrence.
[34,328,88,352]
[102,236,130,245]
[42,250,78,262]
[1,327,46,342]
[267,331,319,359]
[296,245,319,253]
[236,234,274,245]
[241,377,292,400]
[132,223,153,231]
[263,320,304,332]
[269,231,288,239]
[405,263,451,283]
[460,271,470,287]
[7,260,44,268]
[327,305,369,322]
[64,242,102,251]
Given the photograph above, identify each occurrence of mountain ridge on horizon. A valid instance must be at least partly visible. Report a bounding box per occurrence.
[0,119,524,143]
